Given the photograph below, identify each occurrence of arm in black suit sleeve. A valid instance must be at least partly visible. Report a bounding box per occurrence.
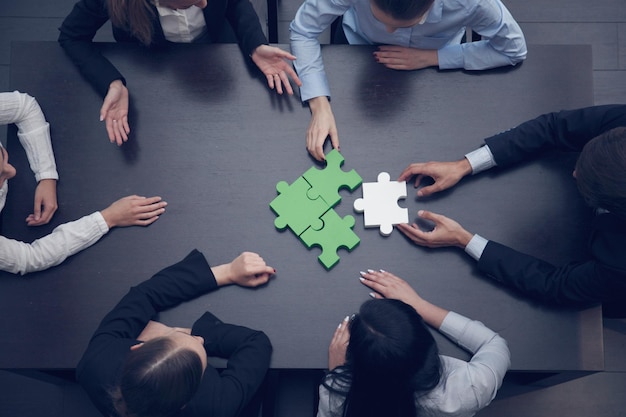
[478,241,606,306]
[76,249,218,414]
[485,105,626,167]
[225,0,268,57]
[58,0,126,97]
[186,312,272,416]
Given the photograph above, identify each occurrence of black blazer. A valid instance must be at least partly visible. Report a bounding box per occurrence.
[476,104,626,317]
[58,0,268,96]
[77,250,272,417]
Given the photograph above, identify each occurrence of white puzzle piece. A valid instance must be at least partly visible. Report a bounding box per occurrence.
[353,172,408,236]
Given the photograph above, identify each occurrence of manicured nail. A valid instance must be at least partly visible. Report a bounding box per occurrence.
[359,277,365,282]
[367,269,375,273]
[369,292,376,298]
[359,271,367,276]
[379,269,386,273]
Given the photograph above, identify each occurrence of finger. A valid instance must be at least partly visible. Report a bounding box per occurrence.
[285,67,302,87]
[417,209,443,223]
[329,130,340,152]
[396,222,425,241]
[279,73,292,95]
[137,207,166,219]
[417,183,439,197]
[266,74,275,90]
[105,119,116,143]
[135,215,160,226]
[33,199,42,221]
[139,196,164,206]
[122,116,130,135]
[275,75,284,95]
[414,174,425,189]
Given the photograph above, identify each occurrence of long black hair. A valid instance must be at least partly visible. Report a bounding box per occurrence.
[323,299,442,417]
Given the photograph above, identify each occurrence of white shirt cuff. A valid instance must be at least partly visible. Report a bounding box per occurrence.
[464,146,496,175]
[464,234,488,261]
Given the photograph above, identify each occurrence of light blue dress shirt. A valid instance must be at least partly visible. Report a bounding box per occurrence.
[290,0,527,101]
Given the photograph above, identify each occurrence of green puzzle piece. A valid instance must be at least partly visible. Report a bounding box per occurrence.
[300,209,360,270]
[270,150,362,269]
[270,176,328,236]
[303,149,363,207]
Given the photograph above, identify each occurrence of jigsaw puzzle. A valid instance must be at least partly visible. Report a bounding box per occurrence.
[300,210,360,270]
[269,150,363,269]
[353,172,408,236]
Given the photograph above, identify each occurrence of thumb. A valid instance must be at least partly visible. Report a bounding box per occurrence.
[417,209,442,223]
[100,101,110,121]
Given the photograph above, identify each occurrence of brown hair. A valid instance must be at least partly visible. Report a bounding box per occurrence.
[371,0,433,21]
[110,337,204,417]
[575,126,626,219]
[107,0,156,46]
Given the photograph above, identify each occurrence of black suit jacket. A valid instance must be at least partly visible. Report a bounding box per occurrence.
[77,250,272,417]
[58,0,267,96]
[476,104,626,317]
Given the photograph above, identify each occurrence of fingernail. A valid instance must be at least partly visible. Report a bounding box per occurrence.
[350,314,356,321]
[99,115,104,121]
[379,269,386,273]
[359,277,365,282]
[359,271,366,276]
[418,210,424,215]
[369,292,376,298]
[273,268,277,273]
[367,269,375,273]
[344,316,350,322]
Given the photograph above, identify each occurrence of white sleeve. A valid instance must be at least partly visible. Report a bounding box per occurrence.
[438,311,511,410]
[0,91,58,181]
[0,212,109,275]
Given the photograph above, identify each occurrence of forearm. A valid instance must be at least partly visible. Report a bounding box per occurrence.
[0,212,108,275]
[407,296,449,329]
[58,0,124,97]
[478,240,605,306]
[485,105,626,167]
[226,0,267,56]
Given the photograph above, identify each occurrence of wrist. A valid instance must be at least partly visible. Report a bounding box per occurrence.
[456,229,473,248]
[212,263,234,286]
[308,96,330,113]
[100,207,116,229]
[457,158,473,177]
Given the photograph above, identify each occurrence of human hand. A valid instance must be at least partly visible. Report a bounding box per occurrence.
[100,195,167,229]
[218,252,276,288]
[396,210,473,248]
[398,159,472,197]
[373,46,438,70]
[26,179,58,226]
[251,45,302,95]
[328,315,350,370]
[100,80,130,146]
[306,96,339,161]
[358,269,422,306]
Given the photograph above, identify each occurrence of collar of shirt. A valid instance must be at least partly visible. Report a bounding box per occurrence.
[153,1,207,43]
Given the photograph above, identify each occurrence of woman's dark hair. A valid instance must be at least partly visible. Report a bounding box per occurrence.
[323,299,442,417]
[371,0,434,21]
[107,0,156,46]
[110,337,204,417]
[575,126,626,219]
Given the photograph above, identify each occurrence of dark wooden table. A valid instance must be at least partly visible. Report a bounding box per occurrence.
[1,41,602,373]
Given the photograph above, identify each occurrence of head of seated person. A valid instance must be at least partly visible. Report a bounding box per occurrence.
[575,126,626,220]
[110,335,207,417]
[370,0,434,32]
[329,299,442,416]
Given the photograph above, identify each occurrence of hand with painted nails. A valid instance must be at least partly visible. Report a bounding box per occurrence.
[328,315,351,370]
[359,269,448,329]
[396,210,473,249]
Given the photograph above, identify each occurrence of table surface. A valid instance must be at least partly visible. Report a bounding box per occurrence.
[1,41,602,371]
